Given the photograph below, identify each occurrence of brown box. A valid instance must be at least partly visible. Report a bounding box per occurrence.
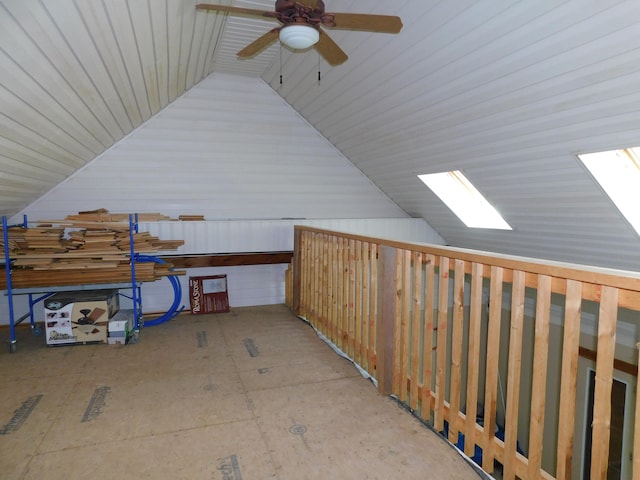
[44,289,119,345]
[189,275,229,314]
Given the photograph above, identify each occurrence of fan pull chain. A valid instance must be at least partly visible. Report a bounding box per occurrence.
[279,45,283,85]
[317,53,321,84]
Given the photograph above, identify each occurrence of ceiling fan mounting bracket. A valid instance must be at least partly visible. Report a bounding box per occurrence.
[273,1,335,28]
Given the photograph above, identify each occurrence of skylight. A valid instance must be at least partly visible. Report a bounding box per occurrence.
[578,147,640,235]
[417,170,512,230]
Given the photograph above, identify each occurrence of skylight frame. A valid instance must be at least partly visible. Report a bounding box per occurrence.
[417,170,512,230]
[578,146,640,236]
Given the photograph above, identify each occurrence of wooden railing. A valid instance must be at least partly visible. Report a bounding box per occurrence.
[287,226,640,480]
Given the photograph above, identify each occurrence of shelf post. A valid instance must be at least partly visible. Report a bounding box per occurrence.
[3,216,17,352]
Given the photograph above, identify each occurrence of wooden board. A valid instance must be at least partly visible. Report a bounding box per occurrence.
[556,279,583,479]
[527,274,552,478]
[434,256,449,432]
[590,286,619,479]
[464,262,483,458]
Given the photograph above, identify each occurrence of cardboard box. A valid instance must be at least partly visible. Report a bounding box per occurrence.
[108,309,134,340]
[189,275,229,314]
[44,289,119,345]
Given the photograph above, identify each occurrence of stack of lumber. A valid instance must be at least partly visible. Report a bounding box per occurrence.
[0,261,178,289]
[0,209,186,289]
[23,226,69,252]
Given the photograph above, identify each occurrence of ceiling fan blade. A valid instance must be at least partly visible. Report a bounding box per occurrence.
[314,30,348,66]
[238,28,281,58]
[329,13,403,34]
[195,4,274,19]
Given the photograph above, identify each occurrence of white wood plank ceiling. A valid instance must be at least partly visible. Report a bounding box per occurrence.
[2,0,640,270]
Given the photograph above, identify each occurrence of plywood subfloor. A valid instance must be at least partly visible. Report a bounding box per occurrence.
[0,305,483,479]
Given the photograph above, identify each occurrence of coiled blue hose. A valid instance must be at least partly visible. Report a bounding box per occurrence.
[136,254,185,327]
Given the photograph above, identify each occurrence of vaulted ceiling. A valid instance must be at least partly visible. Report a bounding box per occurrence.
[2,0,640,270]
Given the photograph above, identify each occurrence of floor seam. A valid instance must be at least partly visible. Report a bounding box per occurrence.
[220,319,282,479]
[18,349,96,480]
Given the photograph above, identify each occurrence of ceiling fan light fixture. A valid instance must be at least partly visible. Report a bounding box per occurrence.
[279,25,319,50]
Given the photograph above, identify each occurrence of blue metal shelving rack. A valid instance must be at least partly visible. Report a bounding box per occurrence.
[2,214,143,352]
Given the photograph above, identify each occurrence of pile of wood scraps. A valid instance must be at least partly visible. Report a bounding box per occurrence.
[64,208,173,222]
[0,209,186,289]
[49,208,174,231]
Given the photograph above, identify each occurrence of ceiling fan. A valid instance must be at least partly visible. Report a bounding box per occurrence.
[195,0,402,66]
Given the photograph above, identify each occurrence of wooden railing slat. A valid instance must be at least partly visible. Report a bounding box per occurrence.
[503,270,526,480]
[410,251,423,411]
[329,236,338,345]
[464,261,483,458]
[361,241,370,372]
[312,232,320,323]
[556,279,582,480]
[301,232,309,318]
[368,243,377,377]
[401,249,412,403]
[590,286,619,480]
[434,256,450,432]
[448,258,465,443]
[354,240,363,365]
[421,254,436,423]
[527,274,552,479]
[483,265,504,473]
[321,234,329,332]
[392,249,404,396]
[340,237,349,353]
[348,239,356,357]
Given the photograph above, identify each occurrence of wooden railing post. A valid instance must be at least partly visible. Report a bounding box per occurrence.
[376,245,398,396]
[292,227,302,316]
